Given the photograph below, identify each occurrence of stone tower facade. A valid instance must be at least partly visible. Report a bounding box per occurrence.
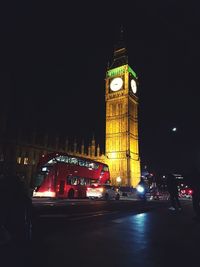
[105,29,141,187]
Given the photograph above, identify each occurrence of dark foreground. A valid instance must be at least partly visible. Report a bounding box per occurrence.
[1,199,199,267]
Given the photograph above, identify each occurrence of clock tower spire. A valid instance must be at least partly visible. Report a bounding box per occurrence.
[110,26,128,69]
[105,29,141,187]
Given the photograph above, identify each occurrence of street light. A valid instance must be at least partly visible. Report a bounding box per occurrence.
[116,176,122,184]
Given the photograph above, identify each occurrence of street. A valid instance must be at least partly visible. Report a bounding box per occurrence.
[2,198,200,267]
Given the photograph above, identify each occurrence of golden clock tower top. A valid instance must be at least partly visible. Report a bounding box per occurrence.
[109,27,128,69]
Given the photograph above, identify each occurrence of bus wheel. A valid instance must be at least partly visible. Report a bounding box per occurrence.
[68,189,74,199]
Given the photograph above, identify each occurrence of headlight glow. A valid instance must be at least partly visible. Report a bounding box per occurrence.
[137,185,144,193]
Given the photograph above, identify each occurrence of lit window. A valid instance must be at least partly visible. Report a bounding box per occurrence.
[17,157,22,164]
[69,157,78,165]
[24,157,29,165]
[79,160,85,167]
[103,165,109,172]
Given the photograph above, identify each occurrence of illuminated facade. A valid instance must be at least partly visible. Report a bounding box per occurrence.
[105,32,141,187]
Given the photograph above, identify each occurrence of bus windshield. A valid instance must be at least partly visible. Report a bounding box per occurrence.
[34,166,52,188]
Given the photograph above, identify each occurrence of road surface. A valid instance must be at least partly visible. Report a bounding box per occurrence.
[2,199,199,267]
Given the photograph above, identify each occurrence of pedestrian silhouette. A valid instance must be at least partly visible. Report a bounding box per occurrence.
[186,169,200,221]
[166,173,181,211]
[0,164,32,245]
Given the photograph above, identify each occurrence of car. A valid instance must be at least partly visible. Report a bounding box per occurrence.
[118,186,135,197]
[87,184,120,200]
[179,187,193,198]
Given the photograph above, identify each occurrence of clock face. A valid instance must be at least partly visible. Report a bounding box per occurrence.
[131,79,137,94]
[110,77,123,92]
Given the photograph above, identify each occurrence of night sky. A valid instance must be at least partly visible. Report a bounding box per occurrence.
[1,1,200,175]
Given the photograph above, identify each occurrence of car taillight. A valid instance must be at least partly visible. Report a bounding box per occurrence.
[189,190,193,194]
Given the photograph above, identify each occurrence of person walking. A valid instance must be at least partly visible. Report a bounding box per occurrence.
[0,164,33,245]
[166,173,182,211]
[186,169,200,221]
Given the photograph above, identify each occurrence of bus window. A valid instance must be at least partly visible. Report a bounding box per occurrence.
[88,163,93,170]
[47,158,57,165]
[103,165,109,172]
[66,176,72,185]
[67,176,79,185]
[79,177,86,185]
[76,177,81,185]
[93,163,99,170]
[84,178,90,185]
[56,155,69,163]
[69,157,78,165]
[71,176,78,185]
[34,166,51,187]
[35,173,44,187]
[79,160,85,167]
[84,161,90,168]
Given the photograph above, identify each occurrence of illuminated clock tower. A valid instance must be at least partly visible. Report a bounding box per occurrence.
[105,29,141,187]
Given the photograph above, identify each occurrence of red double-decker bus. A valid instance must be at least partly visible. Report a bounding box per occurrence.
[32,152,110,198]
